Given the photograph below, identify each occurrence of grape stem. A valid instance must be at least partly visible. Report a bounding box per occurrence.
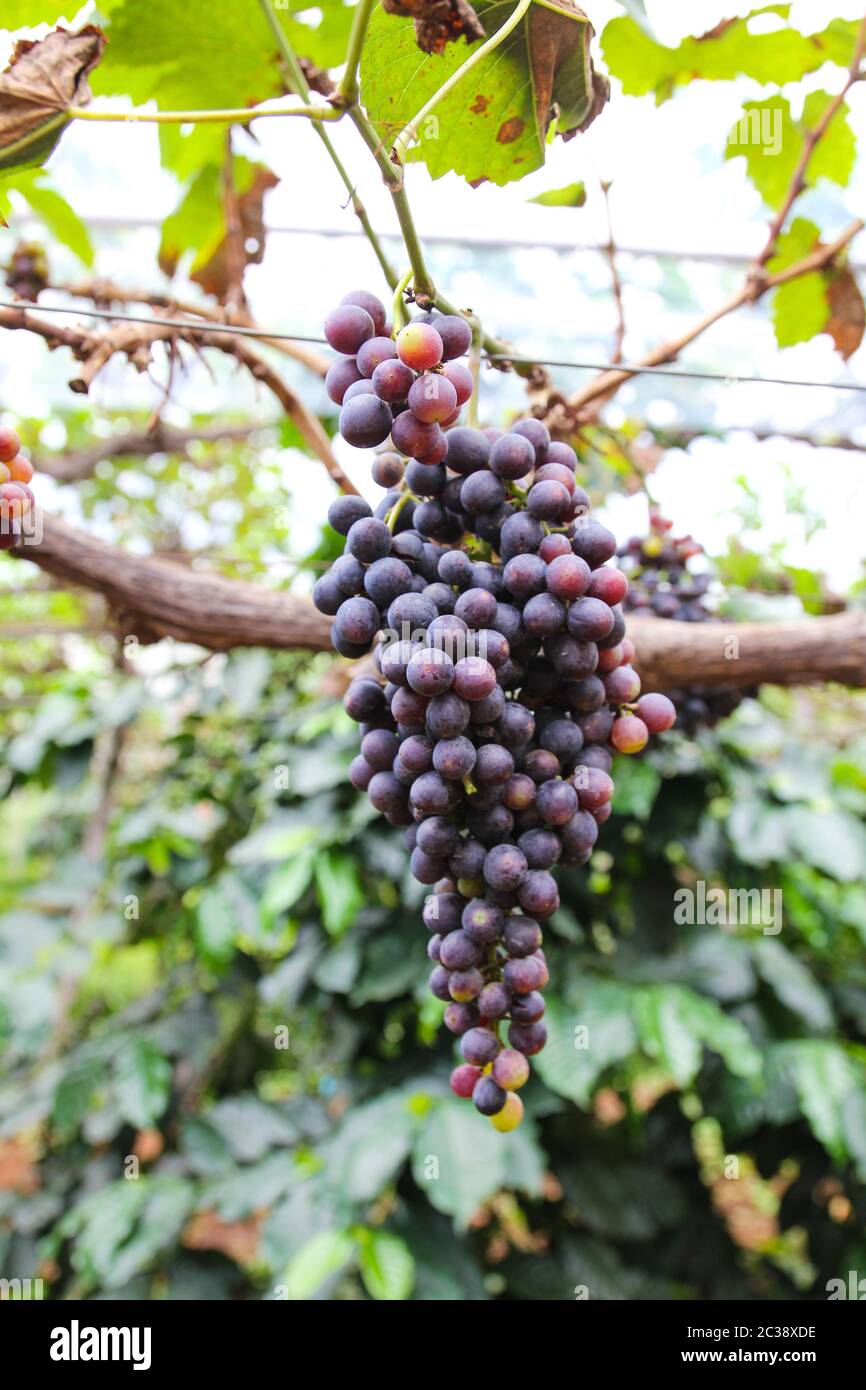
[390,0,535,165]
[66,102,342,124]
[392,268,415,334]
[338,0,377,104]
[385,489,416,532]
[256,0,398,288]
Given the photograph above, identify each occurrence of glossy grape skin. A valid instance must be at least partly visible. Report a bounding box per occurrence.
[473,1076,507,1116]
[396,322,443,370]
[410,771,460,817]
[492,1048,530,1091]
[325,304,375,354]
[433,735,476,780]
[507,1020,548,1055]
[460,1027,501,1067]
[452,656,497,702]
[483,843,528,890]
[489,1091,524,1130]
[448,967,484,1002]
[445,426,490,477]
[408,372,458,423]
[325,356,363,404]
[611,713,649,753]
[636,691,677,732]
[587,565,629,606]
[572,519,617,568]
[442,360,474,405]
[517,828,561,869]
[545,440,578,470]
[523,594,565,639]
[489,432,535,480]
[518,870,560,919]
[341,289,387,335]
[567,597,615,642]
[604,664,642,704]
[439,929,483,970]
[344,678,386,722]
[536,778,579,826]
[478,981,511,1020]
[461,897,503,944]
[450,1062,482,1097]
[345,516,391,564]
[407,647,455,697]
[546,553,591,601]
[391,412,446,464]
[335,596,380,647]
[328,494,373,536]
[503,915,542,958]
[511,417,550,463]
[527,479,570,522]
[437,315,473,360]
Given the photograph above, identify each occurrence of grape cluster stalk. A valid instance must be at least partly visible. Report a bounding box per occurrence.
[617,509,749,733]
[314,289,676,1131]
[0,425,36,548]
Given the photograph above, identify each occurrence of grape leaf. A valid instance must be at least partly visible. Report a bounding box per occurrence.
[114,1038,172,1129]
[826,267,865,361]
[357,1229,415,1300]
[3,3,86,24]
[380,0,486,55]
[282,1229,356,1299]
[94,0,354,110]
[771,274,828,348]
[602,9,859,104]
[3,170,93,265]
[411,1098,506,1226]
[0,26,106,178]
[361,0,607,187]
[726,93,856,210]
[528,181,586,207]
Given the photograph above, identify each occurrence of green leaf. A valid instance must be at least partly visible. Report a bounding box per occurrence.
[114,1038,172,1129]
[357,1229,415,1301]
[314,850,365,938]
[96,0,353,110]
[52,1056,103,1135]
[751,937,834,1033]
[412,1098,506,1227]
[528,181,586,207]
[561,1157,686,1239]
[785,805,866,882]
[324,1094,415,1204]
[262,854,315,916]
[779,1040,859,1163]
[5,171,94,265]
[361,0,605,188]
[534,989,636,1105]
[771,274,829,348]
[603,10,854,103]
[611,755,661,820]
[726,93,856,210]
[635,985,761,1085]
[282,1229,356,1300]
[2,2,82,23]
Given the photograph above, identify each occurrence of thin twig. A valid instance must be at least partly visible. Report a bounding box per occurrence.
[600,180,625,364]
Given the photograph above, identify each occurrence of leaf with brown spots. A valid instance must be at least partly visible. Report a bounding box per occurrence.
[528,0,609,142]
[362,0,607,187]
[826,266,865,360]
[381,0,485,55]
[191,167,278,301]
[0,27,106,178]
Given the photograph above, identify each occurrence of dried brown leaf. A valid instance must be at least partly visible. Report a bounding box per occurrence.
[381,0,485,55]
[826,266,865,360]
[0,26,106,175]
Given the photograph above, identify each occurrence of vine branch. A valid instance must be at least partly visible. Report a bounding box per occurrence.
[9,516,866,691]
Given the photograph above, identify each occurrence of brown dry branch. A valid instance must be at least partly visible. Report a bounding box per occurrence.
[0,301,356,493]
[36,421,259,482]
[540,219,864,429]
[11,514,866,690]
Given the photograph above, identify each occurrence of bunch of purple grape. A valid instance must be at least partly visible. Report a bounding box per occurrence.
[323,289,473,469]
[314,289,676,1131]
[618,509,748,733]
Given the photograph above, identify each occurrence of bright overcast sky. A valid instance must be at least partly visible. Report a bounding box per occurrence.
[1,0,865,590]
